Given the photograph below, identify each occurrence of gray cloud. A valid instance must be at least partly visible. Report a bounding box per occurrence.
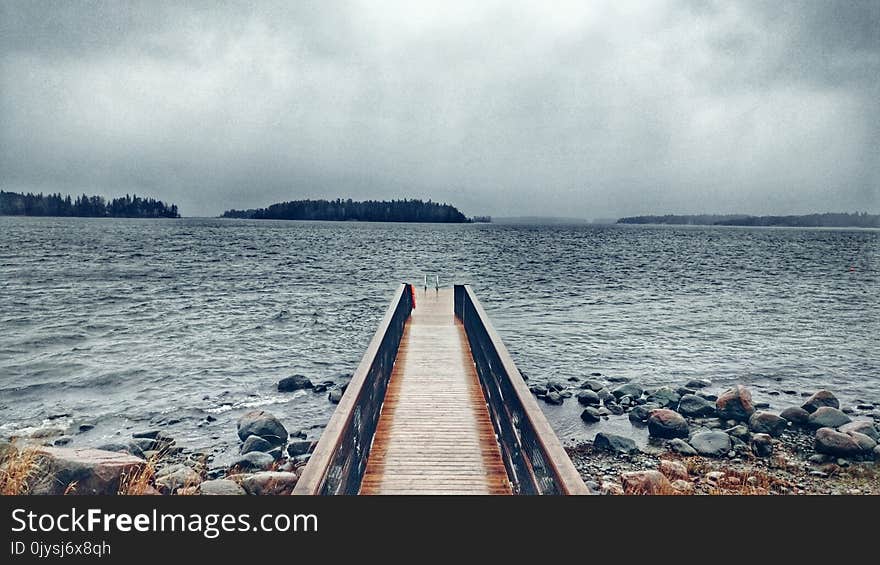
[1,0,877,217]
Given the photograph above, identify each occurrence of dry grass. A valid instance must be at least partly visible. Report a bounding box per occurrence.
[117,457,157,495]
[0,444,42,495]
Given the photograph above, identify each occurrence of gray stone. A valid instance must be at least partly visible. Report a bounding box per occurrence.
[748,411,787,437]
[559,391,573,398]
[236,410,288,446]
[751,433,773,457]
[547,381,565,392]
[593,432,639,454]
[544,392,564,405]
[725,424,750,440]
[581,407,601,423]
[846,431,877,452]
[690,431,732,457]
[801,390,839,413]
[647,409,689,439]
[97,442,145,460]
[231,452,275,472]
[156,466,201,494]
[328,389,343,404]
[612,383,643,400]
[607,376,630,383]
[619,395,632,407]
[807,453,830,464]
[530,385,549,396]
[198,479,245,495]
[240,471,299,495]
[685,379,711,389]
[277,374,314,392]
[606,403,624,416]
[53,436,72,446]
[814,427,862,457]
[697,392,718,402]
[667,438,698,456]
[678,394,717,417]
[576,390,601,406]
[838,421,879,442]
[628,404,653,424]
[647,386,681,409]
[597,407,611,416]
[77,424,95,433]
[581,380,605,392]
[875,445,880,459]
[287,440,313,457]
[780,406,811,426]
[241,435,273,454]
[29,447,145,495]
[807,407,851,429]
[715,385,755,421]
[597,389,615,404]
[676,387,696,397]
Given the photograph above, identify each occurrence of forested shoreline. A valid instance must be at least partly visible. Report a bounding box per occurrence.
[0,190,179,218]
[617,212,880,228]
[222,198,470,223]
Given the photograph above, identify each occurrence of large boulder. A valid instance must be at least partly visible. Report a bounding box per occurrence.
[30,447,145,495]
[779,406,811,426]
[236,410,288,446]
[690,431,732,457]
[240,472,299,495]
[678,394,717,418]
[620,471,672,495]
[198,479,246,495]
[807,407,851,429]
[611,383,643,400]
[748,411,787,437]
[839,421,879,442]
[593,433,638,455]
[814,428,862,457]
[847,432,877,453]
[576,390,600,406]
[801,390,839,413]
[715,385,755,421]
[647,409,689,439]
[277,375,313,392]
[647,387,681,409]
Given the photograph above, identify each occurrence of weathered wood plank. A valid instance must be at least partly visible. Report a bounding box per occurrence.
[359,288,512,495]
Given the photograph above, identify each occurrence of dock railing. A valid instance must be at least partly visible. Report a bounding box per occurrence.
[293,283,414,495]
[454,284,590,495]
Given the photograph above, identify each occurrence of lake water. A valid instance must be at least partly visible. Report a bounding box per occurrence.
[1,217,878,460]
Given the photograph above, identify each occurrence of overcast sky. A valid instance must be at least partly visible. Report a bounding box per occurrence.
[1,1,878,218]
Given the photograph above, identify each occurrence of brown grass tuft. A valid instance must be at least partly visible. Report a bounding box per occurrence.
[0,444,42,495]
[117,457,157,495]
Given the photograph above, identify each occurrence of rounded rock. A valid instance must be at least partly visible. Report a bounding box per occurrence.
[801,390,839,413]
[748,411,787,437]
[807,407,851,429]
[647,409,689,439]
[715,385,755,422]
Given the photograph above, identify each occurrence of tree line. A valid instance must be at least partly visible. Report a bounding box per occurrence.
[0,190,180,218]
[222,198,470,223]
[617,212,880,228]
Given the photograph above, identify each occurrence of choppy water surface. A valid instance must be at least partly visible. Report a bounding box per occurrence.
[1,217,878,457]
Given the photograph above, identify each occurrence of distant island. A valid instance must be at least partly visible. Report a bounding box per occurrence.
[0,190,180,218]
[221,198,470,223]
[617,212,880,228]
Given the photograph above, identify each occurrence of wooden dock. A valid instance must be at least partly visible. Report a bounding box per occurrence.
[293,283,588,496]
[359,289,511,494]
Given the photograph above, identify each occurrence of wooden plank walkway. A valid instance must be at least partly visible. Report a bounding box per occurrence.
[359,288,512,495]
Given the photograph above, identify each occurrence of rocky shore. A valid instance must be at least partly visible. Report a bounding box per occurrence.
[537,377,880,494]
[3,369,878,495]
[0,374,341,495]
